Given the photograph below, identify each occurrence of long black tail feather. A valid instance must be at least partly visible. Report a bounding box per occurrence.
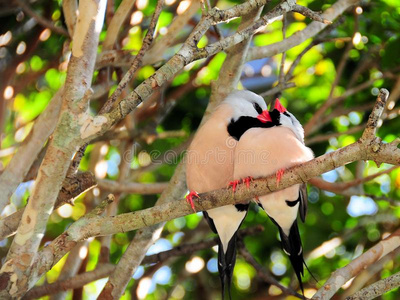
[203,206,249,299]
[217,234,238,300]
[276,220,305,293]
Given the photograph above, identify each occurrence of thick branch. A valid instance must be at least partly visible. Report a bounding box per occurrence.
[0,1,107,297]
[0,90,62,213]
[208,2,264,119]
[62,0,78,36]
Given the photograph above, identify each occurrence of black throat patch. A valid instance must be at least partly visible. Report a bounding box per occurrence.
[227,116,275,140]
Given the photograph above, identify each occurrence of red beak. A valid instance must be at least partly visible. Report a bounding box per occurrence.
[274,98,287,113]
[257,110,272,123]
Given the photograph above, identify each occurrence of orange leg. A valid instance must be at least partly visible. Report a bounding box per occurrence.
[276,168,285,187]
[242,176,253,188]
[186,191,200,212]
[228,180,240,193]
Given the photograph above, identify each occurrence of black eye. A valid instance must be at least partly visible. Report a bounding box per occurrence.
[253,102,262,114]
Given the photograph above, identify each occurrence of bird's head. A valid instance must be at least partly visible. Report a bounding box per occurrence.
[269,98,305,143]
[223,90,269,121]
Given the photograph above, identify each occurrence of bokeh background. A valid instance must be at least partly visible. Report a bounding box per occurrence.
[1,0,400,299]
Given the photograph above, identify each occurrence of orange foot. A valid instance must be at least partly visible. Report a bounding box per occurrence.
[228,180,241,193]
[242,176,253,188]
[186,191,200,212]
[276,168,285,187]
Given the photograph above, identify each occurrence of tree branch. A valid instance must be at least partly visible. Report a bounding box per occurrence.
[67,0,164,177]
[0,89,62,213]
[0,171,96,240]
[305,124,365,145]
[15,0,69,37]
[79,0,328,143]
[247,0,359,61]
[99,3,266,297]
[62,0,78,36]
[0,0,107,297]
[239,244,303,298]
[23,89,399,291]
[292,4,332,24]
[312,227,400,299]
[342,246,400,298]
[24,264,115,299]
[309,166,398,196]
[97,179,169,194]
[24,226,263,298]
[102,0,137,50]
[346,270,400,300]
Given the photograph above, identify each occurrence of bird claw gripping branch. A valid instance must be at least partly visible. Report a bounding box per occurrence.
[228,180,241,193]
[242,176,253,188]
[186,191,200,212]
[276,168,285,187]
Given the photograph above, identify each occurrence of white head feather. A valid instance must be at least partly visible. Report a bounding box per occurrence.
[276,109,305,144]
[222,90,267,121]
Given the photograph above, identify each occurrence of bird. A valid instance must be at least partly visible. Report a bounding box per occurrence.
[186,90,274,299]
[233,99,314,292]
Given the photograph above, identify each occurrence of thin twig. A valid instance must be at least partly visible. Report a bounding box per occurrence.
[285,18,346,82]
[23,263,116,299]
[260,82,296,98]
[304,9,359,136]
[97,180,169,194]
[279,12,287,86]
[309,166,399,195]
[305,124,365,145]
[15,0,69,37]
[292,4,332,24]
[346,271,400,300]
[239,243,303,298]
[103,0,164,112]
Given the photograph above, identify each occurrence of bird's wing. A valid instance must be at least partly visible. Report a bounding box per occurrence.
[202,211,217,233]
[299,183,308,223]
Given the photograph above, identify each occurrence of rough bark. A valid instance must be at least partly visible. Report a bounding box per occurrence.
[312,228,400,299]
[0,89,63,213]
[0,0,107,297]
